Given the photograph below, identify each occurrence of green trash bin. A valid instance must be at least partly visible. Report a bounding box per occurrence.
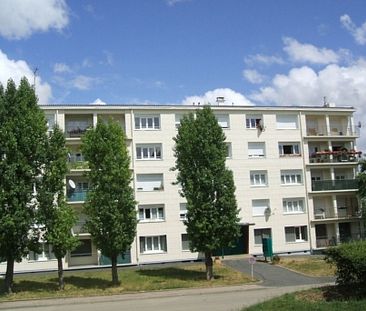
[262,237,273,261]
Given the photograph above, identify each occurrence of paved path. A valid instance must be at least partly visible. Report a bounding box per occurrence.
[224,258,334,287]
[0,259,334,311]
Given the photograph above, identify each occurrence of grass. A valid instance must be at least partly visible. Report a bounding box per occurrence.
[274,255,335,277]
[243,286,366,310]
[0,262,253,301]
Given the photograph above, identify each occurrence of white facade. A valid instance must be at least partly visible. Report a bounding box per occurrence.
[1,104,362,273]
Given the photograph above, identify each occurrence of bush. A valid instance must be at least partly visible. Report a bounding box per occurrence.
[324,240,366,287]
[271,254,281,264]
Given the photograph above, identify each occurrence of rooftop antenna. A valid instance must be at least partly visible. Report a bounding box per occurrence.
[323,96,329,107]
[32,67,38,89]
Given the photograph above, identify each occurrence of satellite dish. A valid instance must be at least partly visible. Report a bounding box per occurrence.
[68,179,76,189]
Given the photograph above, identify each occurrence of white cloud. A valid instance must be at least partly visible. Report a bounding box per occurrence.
[182,88,254,106]
[243,69,265,84]
[283,37,341,64]
[340,14,366,45]
[72,75,99,90]
[53,62,72,73]
[0,0,69,40]
[165,0,191,6]
[244,54,285,66]
[90,98,106,105]
[0,50,52,104]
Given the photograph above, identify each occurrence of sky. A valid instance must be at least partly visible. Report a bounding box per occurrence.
[0,0,366,146]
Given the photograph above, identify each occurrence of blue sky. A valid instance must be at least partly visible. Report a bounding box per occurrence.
[0,0,365,113]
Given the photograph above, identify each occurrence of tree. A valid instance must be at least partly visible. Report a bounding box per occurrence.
[82,120,137,285]
[173,106,240,280]
[38,126,79,290]
[0,78,48,293]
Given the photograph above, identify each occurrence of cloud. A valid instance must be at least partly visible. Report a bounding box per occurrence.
[53,62,72,73]
[0,50,52,104]
[0,0,69,40]
[90,98,106,105]
[182,88,254,106]
[243,69,265,84]
[165,0,191,6]
[283,37,342,64]
[244,54,285,66]
[340,14,366,45]
[71,75,100,90]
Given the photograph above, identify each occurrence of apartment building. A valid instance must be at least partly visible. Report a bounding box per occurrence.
[1,103,362,273]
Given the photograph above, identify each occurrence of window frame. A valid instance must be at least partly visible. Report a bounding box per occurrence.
[179,203,188,221]
[276,114,299,130]
[279,142,301,157]
[138,204,165,222]
[250,170,268,187]
[283,198,305,214]
[136,144,162,160]
[285,226,308,243]
[181,234,190,251]
[139,235,167,254]
[134,115,160,130]
[280,170,303,185]
[246,115,263,129]
[70,239,92,257]
[252,199,270,216]
[254,228,272,245]
[248,142,266,158]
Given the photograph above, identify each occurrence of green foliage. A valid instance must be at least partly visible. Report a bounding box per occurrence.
[325,240,366,286]
[357,158,366,238]
[38,126,79,259]
[173,106,240,254]
[0,78,48,292]
[82,120,137,261]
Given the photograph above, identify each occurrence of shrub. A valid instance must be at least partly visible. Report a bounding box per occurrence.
[324,240,366,287]
[271,254,281,264]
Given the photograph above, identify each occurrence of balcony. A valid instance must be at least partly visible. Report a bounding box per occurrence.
[67,154,89,170]
[309,150,361,164]
[67,190,88,202]
[316,233,361,248]
[72,221,88,234]
[311,179,358,191]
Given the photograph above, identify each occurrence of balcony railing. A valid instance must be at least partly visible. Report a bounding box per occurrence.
[311,179,358,191]
[316,234,361,248]
[72,221,88,234]
[314,207,359,219]
[306,126,360,137]
[67,190,88,202]
[309,150,362,163]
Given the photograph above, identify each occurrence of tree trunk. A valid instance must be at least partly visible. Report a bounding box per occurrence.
[57,257,64,290]
[111,254,119,286]
[4,257,14,294]
[205,251,214,280]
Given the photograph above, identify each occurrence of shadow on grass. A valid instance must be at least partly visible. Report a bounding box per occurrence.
[58,276,112,289]
[137,267,222,281]
[322,285,366,301]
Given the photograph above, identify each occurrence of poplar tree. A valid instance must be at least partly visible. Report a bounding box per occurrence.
[38,125,79,290]
[0,78,48,293]
[173,106,240,280]
[82,120,137,285]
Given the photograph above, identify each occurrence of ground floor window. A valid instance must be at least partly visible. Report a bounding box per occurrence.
[181,234,190,251]
[254,228,271,245]
[70,239,92,257]
[285,226,308,242]
[28,243,55,261]
[139,235,167,254]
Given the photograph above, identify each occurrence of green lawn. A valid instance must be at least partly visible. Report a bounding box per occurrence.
[275,255,335,277]
[243,286,366,311]
[0,263,253,301]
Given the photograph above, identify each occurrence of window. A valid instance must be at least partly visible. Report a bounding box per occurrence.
[134,115,160,130]
[246,115,262,129]
[136,144,162,160]
[136,174,164,191]
[252,199,270,216]
[215,114,230,128]
[276,114,298,129]
[285,226,308,242]
[175,114,184,129]
[28,243,55,261]
[226,143,232,158]
[139,235,167,253]
[180,203,188,220]
[70,239,92,257]
[279,143,301,156]
[138,204,164,222]
[46,114,55,132]
[181,234,190,251]
[248,142,265,158]
[280,170,302,185]
[254,228,271,245]
[250,171,267,186]
[283,198,305,214]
